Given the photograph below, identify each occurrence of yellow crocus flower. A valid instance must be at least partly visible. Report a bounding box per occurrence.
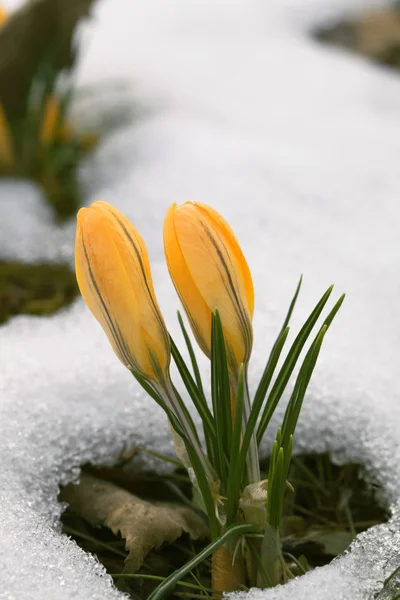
[40,96,72,147]
[0,5,94,151]
[75,201,171,384]
[164,202,254,375]
[0,6,13,167]
[0,103,14,169]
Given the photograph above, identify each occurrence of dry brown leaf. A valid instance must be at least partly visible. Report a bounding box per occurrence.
[355,9,400,60]
[61,472,209,573]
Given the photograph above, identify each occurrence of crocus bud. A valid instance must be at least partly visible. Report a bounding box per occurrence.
[163,202,254,374]
[75,201,171,383]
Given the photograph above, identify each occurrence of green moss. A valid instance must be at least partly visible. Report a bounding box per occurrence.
[0,260,78,324]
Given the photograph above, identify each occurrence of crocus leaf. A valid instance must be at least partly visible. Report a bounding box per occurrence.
[61,472,208,573]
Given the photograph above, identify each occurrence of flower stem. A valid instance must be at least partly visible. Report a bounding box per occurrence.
[158,377,216,484]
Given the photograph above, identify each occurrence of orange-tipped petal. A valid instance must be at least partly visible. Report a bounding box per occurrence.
[75,201,170,382]
[195,202,254,317]
[164,201,254,371]
[0,5,7,25]
[164,203,211,356]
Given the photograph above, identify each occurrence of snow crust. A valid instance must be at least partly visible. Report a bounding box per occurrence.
[1,0,400,597]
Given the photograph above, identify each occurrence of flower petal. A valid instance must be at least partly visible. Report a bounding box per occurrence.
[75,202,170,382]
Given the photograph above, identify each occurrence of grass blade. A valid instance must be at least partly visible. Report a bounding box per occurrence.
[237,327,289,486]
[279,293,344,454]
[249,275,302,437]
[280,326,327,452]
[147,523,259,600]
[256,285,335,446]
[280,275,303,333]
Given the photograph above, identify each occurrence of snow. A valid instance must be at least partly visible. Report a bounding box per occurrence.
[1,0,400,598]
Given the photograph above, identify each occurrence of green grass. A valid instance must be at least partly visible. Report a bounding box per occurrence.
[60,453,387,599]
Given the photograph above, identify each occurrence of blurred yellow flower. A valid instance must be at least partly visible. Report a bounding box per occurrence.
[0,104,13,169]
[0,4,13,166]
[164,202,254,375]
[40,96,72,147]
[75,201,171,383]
[0,4,98,160]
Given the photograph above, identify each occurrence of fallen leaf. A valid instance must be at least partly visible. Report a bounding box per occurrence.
[61,472,209,572]
[355,9,400,62]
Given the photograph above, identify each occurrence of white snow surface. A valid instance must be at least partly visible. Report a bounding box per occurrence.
[1,0,400,598]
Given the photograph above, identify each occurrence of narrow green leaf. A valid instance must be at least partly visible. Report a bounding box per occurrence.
[267,439,279,517]
[279,294,344,455]
[267,447,285,530]
[253,274,302,416]
[276,427,282,448]
[280,275,303,333]
[384,565,400,587]
[324,294,345,328]
[259,524,282,587]
[256,285,334,446]
[131,369,196,448]
[184,440,219,541]
[275,448,286,526]
[177,311,205,395]
[243,371,261,484]
[283,434,293,480]
[132,370,215,511]
[170,335,216,448]
[225,365,245,525]
[130,369,163,404]
[214,310,232,452]
[147,523,259,600]
[110,573,215,593]
[136,373,217,538]
[210,311,230,484]
[247,536,275,588]
[235,327,289,492]
[164,379,203,446]
[280,326,327,451]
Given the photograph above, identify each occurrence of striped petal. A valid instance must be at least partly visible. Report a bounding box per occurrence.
[75,201,170,383]
[164,202,254,371]
[164,204,211,356]
[0,5,7,25]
